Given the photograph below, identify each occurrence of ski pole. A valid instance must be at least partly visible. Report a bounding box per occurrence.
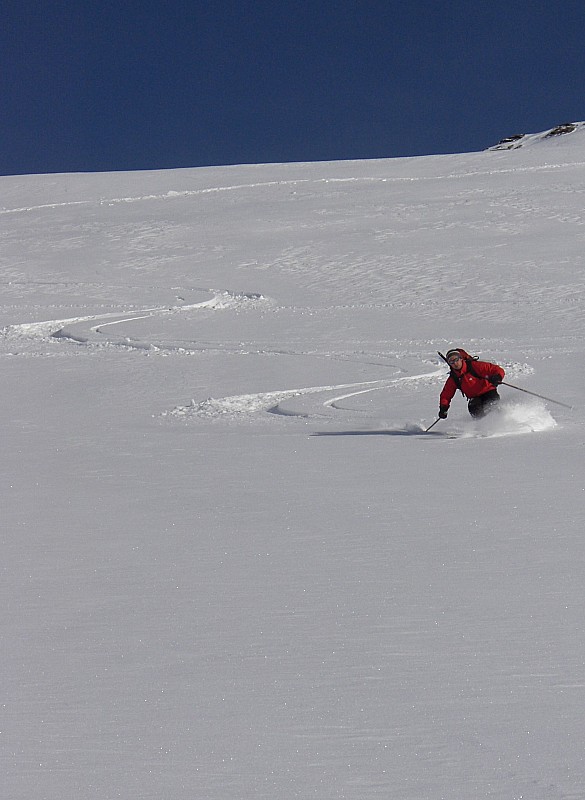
[425,418,441,432]
[501,381,574,410]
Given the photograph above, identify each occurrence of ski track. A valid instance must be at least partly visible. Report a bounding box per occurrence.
[1,287,549,435]
[162,365,549,438]
[3,156,585,217]
[1,285,453,425]
[164,369,444,423]
[1,289,447,423]
[0,290,270,353]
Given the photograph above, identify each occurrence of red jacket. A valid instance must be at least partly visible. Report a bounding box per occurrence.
[440,359,505,408]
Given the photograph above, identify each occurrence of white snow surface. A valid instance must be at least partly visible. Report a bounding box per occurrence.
[2,126,585,799]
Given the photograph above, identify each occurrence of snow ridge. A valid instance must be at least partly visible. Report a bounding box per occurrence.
[488,121,585,150]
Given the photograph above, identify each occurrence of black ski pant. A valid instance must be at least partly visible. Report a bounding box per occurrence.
[468,389,500,418]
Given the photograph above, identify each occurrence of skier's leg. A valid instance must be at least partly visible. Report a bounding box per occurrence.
[468,397,484,417]
[468,390,500,418]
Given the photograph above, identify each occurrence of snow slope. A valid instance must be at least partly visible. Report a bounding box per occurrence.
[2,124,585,799]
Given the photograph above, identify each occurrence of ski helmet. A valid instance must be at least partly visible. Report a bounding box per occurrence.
[445,348,462,360]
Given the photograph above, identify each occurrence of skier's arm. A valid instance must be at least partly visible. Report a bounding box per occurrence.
[439,377,457,411]
[475,360,505,384]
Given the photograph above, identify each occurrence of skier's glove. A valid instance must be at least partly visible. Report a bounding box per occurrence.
[488,375,502,386]
[438,407,448,419]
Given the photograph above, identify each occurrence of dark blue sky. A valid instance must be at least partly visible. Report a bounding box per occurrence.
[2,0,584,175]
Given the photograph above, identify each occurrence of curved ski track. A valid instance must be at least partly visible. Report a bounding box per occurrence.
[165,369,444,424]
[0,287,447,424]
[1,286,547,430]
[1,290,269,354]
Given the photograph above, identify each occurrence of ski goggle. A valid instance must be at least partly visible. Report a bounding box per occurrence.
[447,354,462,365]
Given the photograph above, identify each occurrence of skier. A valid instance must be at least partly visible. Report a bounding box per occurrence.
[439,348,505,419]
